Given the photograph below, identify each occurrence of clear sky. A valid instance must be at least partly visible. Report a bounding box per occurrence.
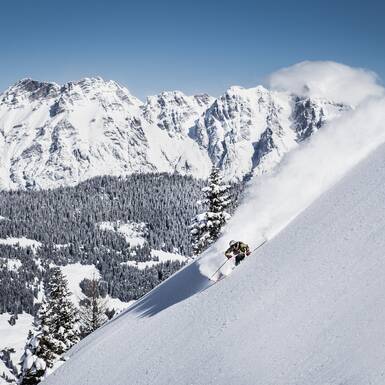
[1,0,384,99]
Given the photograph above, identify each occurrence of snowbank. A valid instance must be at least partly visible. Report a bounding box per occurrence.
[1,258,22,271]
[61,263,100,305]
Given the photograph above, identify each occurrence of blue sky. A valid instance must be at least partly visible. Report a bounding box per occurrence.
[1,0,384,99]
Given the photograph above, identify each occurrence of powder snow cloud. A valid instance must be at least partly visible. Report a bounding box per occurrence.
[266,61,384,106]
[199,61,385,277]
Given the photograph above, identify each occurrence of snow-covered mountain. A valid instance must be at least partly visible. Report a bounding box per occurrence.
[0,77,348,189]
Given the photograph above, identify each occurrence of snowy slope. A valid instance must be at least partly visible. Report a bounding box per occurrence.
[0,313,34,382]
[60,263,133,312]
[0,74,348,189]
[45,125,385,384]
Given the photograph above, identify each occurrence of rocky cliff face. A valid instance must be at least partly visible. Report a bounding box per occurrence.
[0,77,349,189]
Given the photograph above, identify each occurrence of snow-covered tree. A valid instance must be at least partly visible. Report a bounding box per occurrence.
[0,347,18,383]
[19,330,41,385]
[79,278,108,337]
[45,267,79,354]
[19,303,56,385]
[191,166,231,255]
[19,268,79,385]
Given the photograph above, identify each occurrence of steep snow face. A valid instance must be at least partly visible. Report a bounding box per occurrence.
[142,91,214,136]
[44,141,385,385]
[187,86,348,179]
[141,91,214,178]
[0,77,348,189]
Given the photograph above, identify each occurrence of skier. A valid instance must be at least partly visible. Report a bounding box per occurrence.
[225,240,251,266]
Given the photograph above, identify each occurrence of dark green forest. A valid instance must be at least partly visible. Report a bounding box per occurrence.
[0,173,242,315]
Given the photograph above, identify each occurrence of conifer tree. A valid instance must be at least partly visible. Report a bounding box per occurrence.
[45,267,79,354]
[19,302,56,385]
[191,167,231,255]
[79,278,108,337]
[19,268,79,385]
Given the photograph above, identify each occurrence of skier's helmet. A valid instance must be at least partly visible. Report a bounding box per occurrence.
[229,240,236,246]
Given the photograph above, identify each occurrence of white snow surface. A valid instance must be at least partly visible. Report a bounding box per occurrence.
[98,221,147,247]
[1,257,22,271]
[0,313,34,384]
[122,249,188,270]
[0,237,41,253]
[150,249,187,263]
[61,263,131,312]
[45,143,385,383]
[60,263,100,305]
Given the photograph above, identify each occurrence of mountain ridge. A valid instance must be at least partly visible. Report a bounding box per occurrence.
[0,77,348,190]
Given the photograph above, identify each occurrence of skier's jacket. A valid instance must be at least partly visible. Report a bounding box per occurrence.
[225,241,251,259]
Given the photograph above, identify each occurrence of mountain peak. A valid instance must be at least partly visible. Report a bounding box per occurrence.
[2,78,60,102]
[56,77,143,108]
[224,84,270,98]
[227,85,245,93]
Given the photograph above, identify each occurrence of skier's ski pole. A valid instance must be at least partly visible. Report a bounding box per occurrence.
[209,258,231,281]
[250,239,267,254]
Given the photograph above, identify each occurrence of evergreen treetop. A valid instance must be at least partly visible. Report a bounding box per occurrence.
[191,167,232,255]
